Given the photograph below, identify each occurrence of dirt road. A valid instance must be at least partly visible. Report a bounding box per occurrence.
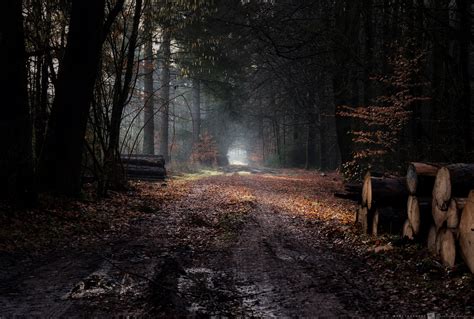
[1,168,473,317]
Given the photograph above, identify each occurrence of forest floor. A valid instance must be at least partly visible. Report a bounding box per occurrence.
[1,167,474,317]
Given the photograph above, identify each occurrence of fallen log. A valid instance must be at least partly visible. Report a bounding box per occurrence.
[406,162,442,196]
[121,154,166,167]
[459,191,474,273]
[344,183,362,194]
[125,165,166,180]
[334,192,360,201]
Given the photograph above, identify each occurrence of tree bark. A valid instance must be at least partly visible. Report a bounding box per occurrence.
[39,0,106,195]
[192,78,201,146]
[158,27,171,161]
[143,7,155,155]
[455,0,472,153]
[362,173,408,210]
[0,0,35,204]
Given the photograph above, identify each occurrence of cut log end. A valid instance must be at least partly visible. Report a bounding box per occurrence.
[402,220,414,240]
[459,191,474,274]
[362,172,372,209]
[427,225,438,255]
[358,206,368,234]
[406,163,418,195]
[439,228,456,268]
[407,196,421,235]
[372,210,379,237]
[433,167,451,210]
[432,198,448,230]
[446,199,460,229]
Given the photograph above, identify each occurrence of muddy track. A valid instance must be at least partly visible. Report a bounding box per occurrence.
[152,180,375,317]
[1,170,472,317]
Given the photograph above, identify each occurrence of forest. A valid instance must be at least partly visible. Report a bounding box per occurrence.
[1,0,474,317]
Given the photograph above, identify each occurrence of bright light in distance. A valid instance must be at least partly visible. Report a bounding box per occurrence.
[227,147,248,166]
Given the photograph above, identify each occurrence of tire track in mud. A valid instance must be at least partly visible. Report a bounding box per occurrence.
[166,176,375,317]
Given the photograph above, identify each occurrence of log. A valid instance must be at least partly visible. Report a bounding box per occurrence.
[427,225,438,255]
[439,227,456,267]
[432,198,448,230]
[371,210,379,236]
[402,219,414,240]
[446,199,460,229]
[459,191,474,273]
[358,206,369,234]
[372,206,406,236]
[121,154,166,167]
[125,165,166,181]
[406,162,441,196]
[361,171,371,208]
[334,192,360,201]
[344,183,362,194]
[432,164,474,210]
[362,173,408,210]
[407,196,420,235]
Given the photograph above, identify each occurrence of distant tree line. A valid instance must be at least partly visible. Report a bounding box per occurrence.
[0,0,472,204]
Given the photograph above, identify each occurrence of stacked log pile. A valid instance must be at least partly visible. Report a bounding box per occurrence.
[429,164,474,268]
[121,154,166,181]
[402,163,441,240]
[341,162,474,273]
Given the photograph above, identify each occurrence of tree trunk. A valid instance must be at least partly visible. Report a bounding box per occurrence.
[104,0,142,193]
[0,0,35,204]
[39,0,106,195]
[192,78,201,146]
[158,27,171,161]
[455,0,472,153]
[143,9,155,155]
[319,68,340,170]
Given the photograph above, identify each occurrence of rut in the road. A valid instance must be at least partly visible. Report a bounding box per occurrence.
[149,176,374,317]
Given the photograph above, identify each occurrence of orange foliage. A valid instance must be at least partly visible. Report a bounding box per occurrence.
[190,131,219,166]
[338,40,429,177]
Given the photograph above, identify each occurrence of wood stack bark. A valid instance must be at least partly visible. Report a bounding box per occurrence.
[356,171,407,235]
[121,154,166,181]
[427,164,474,269]
[459,191,474,273]
[402,163,441,240]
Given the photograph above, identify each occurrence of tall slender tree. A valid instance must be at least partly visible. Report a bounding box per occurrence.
[192,78,201,146]
[143,3,155,155]
[158,27,171,161]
